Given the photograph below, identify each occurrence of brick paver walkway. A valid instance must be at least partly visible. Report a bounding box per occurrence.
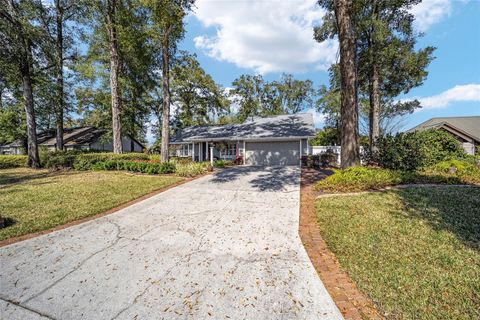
[299,167,384,320]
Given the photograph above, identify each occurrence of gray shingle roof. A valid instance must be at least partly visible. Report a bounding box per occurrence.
[170,113,316,143]
[407,116,480,142]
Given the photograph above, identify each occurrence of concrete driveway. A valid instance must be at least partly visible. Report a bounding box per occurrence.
[0,166,342,320]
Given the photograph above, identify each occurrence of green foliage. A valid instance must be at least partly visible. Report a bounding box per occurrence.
[42,150,81,170]
[373,130,465,170]
[171,53,229,130]
[175,162,209,177]
[316,159,479,193]
[314,1,435,135]
[231,73,315,122]
[316,166,404,192]
[92,160,175,174]
[309,127,339,146]
[72,152,149,170]
[0,103,25,145]
[0,155,28,169]
[425,158,480,184]
[214,160,234,168]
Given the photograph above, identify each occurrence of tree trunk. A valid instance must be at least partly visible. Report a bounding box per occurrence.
[368,62,380,153]
[334,0,360,168]
[106,0,122,154]
[21,42,40,168]
[6,0,40,168]
[55,0,64,150]
[160,32,170,163]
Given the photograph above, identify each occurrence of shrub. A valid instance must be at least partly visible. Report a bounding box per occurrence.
[0,155,28,169]
[42,150,81,170]
[372,129,465,171]
[73,152,149,170]
[424,158,480,184]
[92,160,176,174]
[214,160,234,168]
[316,166,404,193]
[170,157,195,165]
[175,162,208,177]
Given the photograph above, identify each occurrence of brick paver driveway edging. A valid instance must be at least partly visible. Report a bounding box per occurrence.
[0,166,343,320]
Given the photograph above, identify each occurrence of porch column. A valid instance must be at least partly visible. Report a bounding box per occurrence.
[192,142,195,161]
[210,145,214,166]
[243,141,246,165]
[299,139,302,165]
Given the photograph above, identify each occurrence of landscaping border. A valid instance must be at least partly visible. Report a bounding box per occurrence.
[299,167,383,320]
[0,172,209,248]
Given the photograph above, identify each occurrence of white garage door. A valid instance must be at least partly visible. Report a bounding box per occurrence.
[245,141,300,166]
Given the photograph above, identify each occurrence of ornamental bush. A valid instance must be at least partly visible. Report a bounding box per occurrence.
[0,155,28,169]
[315,166,405,192]
[175,162,209,177]
[72,152,149,170]
[372,129,465,171]
[92,160,175,174]
[213,160,234,168]
[42,150,81,170]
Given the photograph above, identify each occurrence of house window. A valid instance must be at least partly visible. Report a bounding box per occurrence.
[221,143,237,157]
[177,144,191,157]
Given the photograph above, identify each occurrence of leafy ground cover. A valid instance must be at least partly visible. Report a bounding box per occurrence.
[0,168,183,241]
[315,186,480,319]
[316,162,480,193]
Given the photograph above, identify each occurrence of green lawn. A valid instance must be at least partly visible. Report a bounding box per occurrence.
[0,168,183,241]
[315,186,480,320]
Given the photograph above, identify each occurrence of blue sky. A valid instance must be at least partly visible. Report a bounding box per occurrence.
[176,0,480,131]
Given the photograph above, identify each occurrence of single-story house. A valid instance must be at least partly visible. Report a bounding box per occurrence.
[407,116,480,155]
[170,113,316,166]
[0,126,144,155]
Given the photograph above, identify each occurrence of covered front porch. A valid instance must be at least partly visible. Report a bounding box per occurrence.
[171,140,245,163]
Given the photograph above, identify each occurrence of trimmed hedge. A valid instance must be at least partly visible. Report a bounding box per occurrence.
[92,160,175,174]
[72,152,149,170]
[0,155,28,169]
[42,150,81,170]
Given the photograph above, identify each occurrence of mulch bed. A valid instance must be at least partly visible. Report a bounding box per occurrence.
[299,167,384,320]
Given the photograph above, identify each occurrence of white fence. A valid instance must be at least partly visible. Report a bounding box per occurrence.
[311,146,342,165]
[310,146,365,165]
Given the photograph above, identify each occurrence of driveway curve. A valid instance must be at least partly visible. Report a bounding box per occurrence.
[0,166,343,320]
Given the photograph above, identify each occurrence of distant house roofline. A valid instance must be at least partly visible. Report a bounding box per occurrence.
[406,116,480,143]
[170,113,316,143]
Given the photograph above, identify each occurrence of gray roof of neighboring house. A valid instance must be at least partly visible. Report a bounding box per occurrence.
[0,127,145,148]
[407,116,480,142]
[170,113,316,143]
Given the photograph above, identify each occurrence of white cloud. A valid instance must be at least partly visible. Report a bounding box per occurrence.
[412,84,480,110]
[193,0,337,74]
[410,0,452,31]
[306,108,325,127]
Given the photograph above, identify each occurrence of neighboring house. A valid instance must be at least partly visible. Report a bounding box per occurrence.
[170,113,316,166]
[407,116,480,155]
[0,126,144,155]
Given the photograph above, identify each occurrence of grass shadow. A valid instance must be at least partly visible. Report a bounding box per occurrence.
[0,169,78,187]
[393,186,480,251]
